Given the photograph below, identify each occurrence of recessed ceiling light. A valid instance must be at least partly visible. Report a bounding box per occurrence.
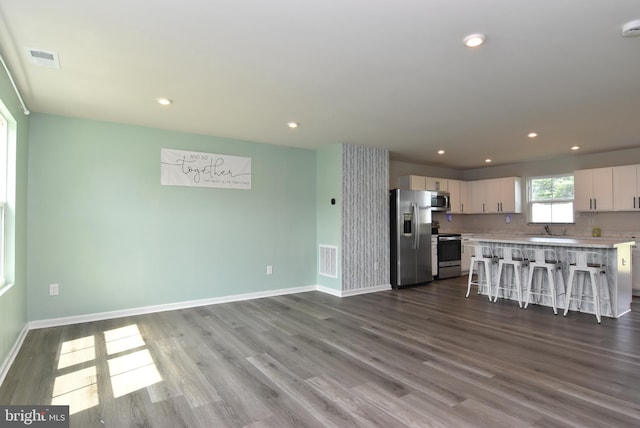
[437,150,445,155]
[156,98,172,106]
[621,19,640,38]
[287,122,299,129]
[571,145,580,151]
[485,158,492,163]
[463,33,486,48]
[528,132,538,138]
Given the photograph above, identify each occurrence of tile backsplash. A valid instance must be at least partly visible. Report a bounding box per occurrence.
[434,211,640,239]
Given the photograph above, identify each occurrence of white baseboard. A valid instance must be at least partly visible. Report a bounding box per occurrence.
[0,324,29,386]
[341,284,392,297]
[28,285,317,330]
[29,283,392,329]
[316,283,391,297]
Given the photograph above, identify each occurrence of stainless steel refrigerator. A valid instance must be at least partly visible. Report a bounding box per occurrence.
[390,189,433,288]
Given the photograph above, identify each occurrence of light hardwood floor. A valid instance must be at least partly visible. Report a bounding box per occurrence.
[1,276,640,427]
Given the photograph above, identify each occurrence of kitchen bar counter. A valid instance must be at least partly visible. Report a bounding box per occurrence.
[465,234,635,249]
[466,235,635,318]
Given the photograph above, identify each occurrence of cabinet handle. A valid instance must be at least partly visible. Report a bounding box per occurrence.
[461,203,464,213]
[483,203,485,213]
[497,203,500,212]
[594,198,597,210]
[590,198,592,210]
[634,196,636,209]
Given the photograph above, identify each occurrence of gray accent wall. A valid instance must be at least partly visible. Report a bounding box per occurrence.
[342,144,389,291]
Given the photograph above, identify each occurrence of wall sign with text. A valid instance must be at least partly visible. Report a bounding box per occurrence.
[160,148,252,190]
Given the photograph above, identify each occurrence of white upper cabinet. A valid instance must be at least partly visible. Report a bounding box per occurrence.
[613,164,640,210]
[470,177,521,213]
[396,175,427,190]
[448,179,469,214]
[497,177,522,213]
[397,175,447,191]
[574,168,613,211]
[396,175,520,214]
[424,177,448,192]
[470,179,489,213]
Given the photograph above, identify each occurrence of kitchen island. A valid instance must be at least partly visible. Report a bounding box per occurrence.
[466,235,635,318]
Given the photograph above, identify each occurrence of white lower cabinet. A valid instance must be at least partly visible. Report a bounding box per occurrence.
[432,236,438,278]
[633,246,640,296]
[461,237,473,274]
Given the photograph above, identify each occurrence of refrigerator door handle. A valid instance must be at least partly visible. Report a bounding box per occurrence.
[412,203,420,249]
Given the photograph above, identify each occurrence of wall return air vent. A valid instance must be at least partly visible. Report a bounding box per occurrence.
[26,48,60,68]
[319,245,338,278]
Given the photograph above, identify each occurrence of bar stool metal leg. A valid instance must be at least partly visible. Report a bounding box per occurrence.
[563,250,608,323]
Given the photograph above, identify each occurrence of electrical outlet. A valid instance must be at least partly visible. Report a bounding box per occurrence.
[49,283,59,296]
[266,265,273,275]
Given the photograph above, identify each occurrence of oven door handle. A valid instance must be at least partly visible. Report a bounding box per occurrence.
[438,236,462,241]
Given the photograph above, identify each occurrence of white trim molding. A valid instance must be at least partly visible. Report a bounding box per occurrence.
[316,284,391,298]
[341,284,391,297]
[28,284,392,330]
[0,324,29,386]
[29,285,318,330]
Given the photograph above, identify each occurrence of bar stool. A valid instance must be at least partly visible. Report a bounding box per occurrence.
[563,251,610,323]
[493,247,528,307]
[524,248,563,314]
[466,245,495,301]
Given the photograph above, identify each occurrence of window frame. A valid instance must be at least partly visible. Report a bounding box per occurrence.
[0,114,6,288]
[0,102,14,295]
[527,174,575,224]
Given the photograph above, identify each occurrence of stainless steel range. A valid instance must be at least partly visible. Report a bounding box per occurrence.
[436,233,462,279]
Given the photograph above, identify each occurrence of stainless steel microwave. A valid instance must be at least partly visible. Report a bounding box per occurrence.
[431,191,450,212]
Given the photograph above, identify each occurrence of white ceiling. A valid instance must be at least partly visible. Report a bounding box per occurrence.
[1,1,640,169]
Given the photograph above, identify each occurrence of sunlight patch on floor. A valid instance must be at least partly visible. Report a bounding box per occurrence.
[51,366,99,415]
[52,324,163,412]
[57,335,95,369]
[104,324,146,355]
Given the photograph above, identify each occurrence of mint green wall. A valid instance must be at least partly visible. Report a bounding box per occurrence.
[315,144,342,290]
[0,69,28,367]
[27,114,317,321]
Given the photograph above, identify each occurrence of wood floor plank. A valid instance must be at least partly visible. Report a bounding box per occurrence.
[1,277,639,427]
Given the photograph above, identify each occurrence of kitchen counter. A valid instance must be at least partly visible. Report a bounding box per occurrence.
[466,235,634,318]
[465,234,635,249]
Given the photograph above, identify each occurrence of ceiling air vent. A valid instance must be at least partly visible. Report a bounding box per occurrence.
[26,48,60,68]
[621,19,640,38]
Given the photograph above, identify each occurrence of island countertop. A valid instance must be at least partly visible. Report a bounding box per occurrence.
[465,234,635,249]
[463,233,634,318]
